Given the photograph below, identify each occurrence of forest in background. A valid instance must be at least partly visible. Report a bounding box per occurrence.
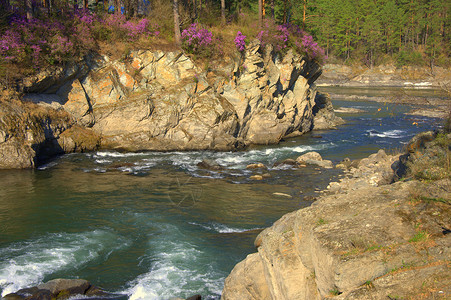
[0,0,449,80]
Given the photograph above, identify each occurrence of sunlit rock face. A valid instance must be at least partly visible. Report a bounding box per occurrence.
[1,40,336,168]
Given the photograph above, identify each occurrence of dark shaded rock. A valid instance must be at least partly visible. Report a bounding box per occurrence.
[273,158,305,168]
[85,285,122,298]
[14,286,39,297]
[3,278,120,300]
[28,289,52,300]
[186,295,202,300]
[312,93,345,130]
[335,157,354,169]
[109,162,135,169]
[197,159,224,171]
[406,131,436,153]
[392,153,411,180]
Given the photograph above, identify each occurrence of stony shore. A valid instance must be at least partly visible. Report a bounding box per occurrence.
[315,63,450,119]
[316,63,451,88]
[222,131,450,299]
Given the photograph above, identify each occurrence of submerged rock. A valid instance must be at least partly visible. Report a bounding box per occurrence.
[197,159,225,171]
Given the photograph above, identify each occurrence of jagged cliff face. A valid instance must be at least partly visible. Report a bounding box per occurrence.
[0,99,100,169]
[0,40,328,168]
[222,150,451,300]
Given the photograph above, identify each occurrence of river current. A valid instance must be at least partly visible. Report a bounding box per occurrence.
[0,88,447,299]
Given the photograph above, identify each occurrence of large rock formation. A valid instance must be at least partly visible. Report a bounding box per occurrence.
[222,148,450,299]
[0,97,100,169]
[1,40,339,168]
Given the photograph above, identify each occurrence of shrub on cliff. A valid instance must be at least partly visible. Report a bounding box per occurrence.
[255,21,326,63]
[181,23,224,59]
[0,10,160,74]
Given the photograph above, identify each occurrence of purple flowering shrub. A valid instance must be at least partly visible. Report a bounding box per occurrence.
[295,35,326,63]
[255,22,326,63]
[181,23,214,57]
[104,14,160,41]
[0,10,161,71]
[0,16,71,66]
[234,31,246,52]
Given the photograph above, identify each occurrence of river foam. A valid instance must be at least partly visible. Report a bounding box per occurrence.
[124,223,225,300]
[189,222,262,234]
[0,230,129,297]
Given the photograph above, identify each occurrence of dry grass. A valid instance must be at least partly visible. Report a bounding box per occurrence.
[408,133,451,181]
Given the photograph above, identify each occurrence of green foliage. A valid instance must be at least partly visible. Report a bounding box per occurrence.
[303,0,450,66]
[363,280,374,289]
[317,218,327,225]
[396,50,424,67]
[408,231,428,243]
[329,288,341,296]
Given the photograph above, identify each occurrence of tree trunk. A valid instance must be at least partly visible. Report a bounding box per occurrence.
[193,0,197,21]
[25,0,32,19]
[303,0,306,28]
[282,0,287,23]
[258,0,262,26]
[221,0,225,24]
[114,0,119,14]
[173,0,181,45]
[83,0,88,9]
[270,0,274,19]
[133,0,138,17]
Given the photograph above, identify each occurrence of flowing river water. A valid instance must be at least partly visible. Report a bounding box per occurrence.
[0,87,447,299]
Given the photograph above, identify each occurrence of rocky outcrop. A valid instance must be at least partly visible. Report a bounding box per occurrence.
[0,98,99,169]
[222,147,450,299]
[1,41,341,168]
[311,93,344,130]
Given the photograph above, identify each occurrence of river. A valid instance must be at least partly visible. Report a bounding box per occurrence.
[0,87,446,299]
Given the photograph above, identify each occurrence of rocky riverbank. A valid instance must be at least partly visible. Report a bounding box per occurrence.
[0,40,342,169]
[316,63,451,88]
[222,131,450,299]
[315,63,451,120]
